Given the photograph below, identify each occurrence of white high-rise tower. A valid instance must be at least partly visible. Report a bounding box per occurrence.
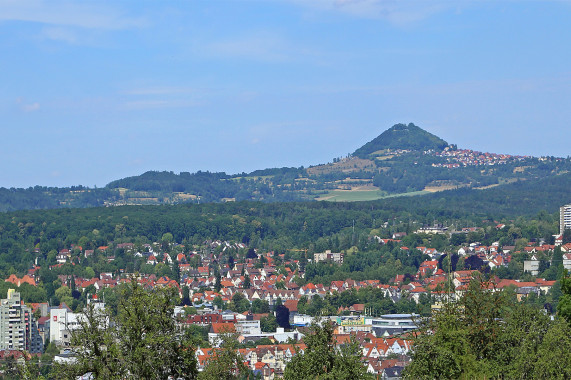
[561,204,571,235]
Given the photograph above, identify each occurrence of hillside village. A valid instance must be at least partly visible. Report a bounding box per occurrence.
[431,147,530,168]
[2,218,570,379]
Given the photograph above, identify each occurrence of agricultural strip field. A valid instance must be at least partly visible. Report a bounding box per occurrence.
[315,190,429,202]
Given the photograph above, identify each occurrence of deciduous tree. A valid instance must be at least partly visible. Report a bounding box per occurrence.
[199,333,248,380]
[284,320,370,380]
[557,273,571,323]
[404,276,571,379]
[55,279,198,379]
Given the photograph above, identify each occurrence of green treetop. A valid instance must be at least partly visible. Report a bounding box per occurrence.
[404,275,571,379]
[283,320,371,380]
[55,279,198,379]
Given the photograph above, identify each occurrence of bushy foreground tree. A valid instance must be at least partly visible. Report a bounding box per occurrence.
[55,280,198,379]
[283,320,371,380]
[404,276,571,379]
[556,273,571,324]
[199,333,249,380]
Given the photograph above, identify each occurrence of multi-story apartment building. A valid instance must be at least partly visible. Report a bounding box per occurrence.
[561,204,571,235]
[0,289,43,353]
[313,250,344,264]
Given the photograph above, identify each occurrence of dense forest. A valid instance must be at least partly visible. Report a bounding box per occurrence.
[353,123,449,157]
[0,180,567,308]
[0,186,115,212]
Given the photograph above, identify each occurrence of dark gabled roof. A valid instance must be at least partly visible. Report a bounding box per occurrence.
[384,366,404,378]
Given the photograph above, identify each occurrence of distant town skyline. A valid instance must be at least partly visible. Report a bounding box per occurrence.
[2,1,570,188]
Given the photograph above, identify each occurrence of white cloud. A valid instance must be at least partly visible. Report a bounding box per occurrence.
[288,0,460,25]
[22,102,40,112]
[120,85,205,110]
[122,99,202,110]
[208,33,293,62]
[122,86,197,96]
[0,0,146,30]
[206,32,322,63]
[40,26,78,43]
[16,98,40,112]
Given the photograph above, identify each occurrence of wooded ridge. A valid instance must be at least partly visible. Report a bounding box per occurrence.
[1,123,570,211]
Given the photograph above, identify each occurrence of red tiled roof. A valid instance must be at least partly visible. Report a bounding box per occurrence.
[211,323,236,333]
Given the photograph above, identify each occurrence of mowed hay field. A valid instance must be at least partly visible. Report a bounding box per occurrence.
[307,157,377,176]
[316,189,429,202]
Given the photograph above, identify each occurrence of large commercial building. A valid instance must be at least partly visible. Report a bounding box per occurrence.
[0,289,43,353]
[561,204,571,235]
[50,296,105,346]
[365,314,419,337]
[49,306,81,347]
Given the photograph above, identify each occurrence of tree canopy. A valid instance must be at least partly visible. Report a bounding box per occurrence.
[353,123,449,158]
[404,276,571,379]
[55,279,198,379]
[283,320,371,380]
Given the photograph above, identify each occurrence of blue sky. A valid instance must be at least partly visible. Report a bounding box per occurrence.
[1,0,570,188]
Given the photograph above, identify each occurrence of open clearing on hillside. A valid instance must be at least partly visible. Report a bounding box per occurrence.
[307,157,377,176]
[315,190,386,202]
[424,184,465,192]
[474,184,501,190]
[316,189,429,202]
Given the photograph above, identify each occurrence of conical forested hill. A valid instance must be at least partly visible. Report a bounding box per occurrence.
[353,123,449,158]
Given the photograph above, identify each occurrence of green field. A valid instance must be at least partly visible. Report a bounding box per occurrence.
[315,190,429,202]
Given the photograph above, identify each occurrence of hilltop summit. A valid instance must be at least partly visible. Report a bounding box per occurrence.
[352,123,449,158]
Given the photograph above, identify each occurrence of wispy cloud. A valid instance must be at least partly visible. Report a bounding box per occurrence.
[22,102,40,112]
[0,0,146,29]
[16,97,40,112]
[120,85,205,110]
[122,86,197,96]
[288,0,459,25]
[39,26,78,43]
[122,99,202,110]
[208,33,290,61]
[206,32,322,63]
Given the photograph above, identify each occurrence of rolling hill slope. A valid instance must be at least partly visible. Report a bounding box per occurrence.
[1,123,570,211]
